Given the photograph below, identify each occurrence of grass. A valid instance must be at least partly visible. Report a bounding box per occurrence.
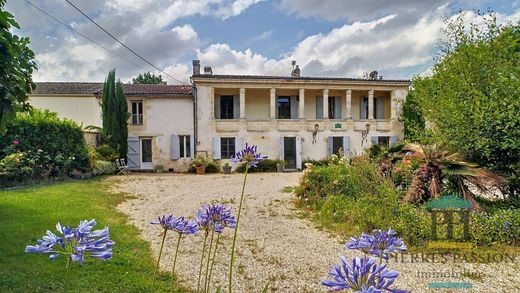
[0,178,190,292]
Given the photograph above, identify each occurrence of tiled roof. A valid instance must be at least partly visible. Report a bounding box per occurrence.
[32,82,193,96]
[192,74,410,83]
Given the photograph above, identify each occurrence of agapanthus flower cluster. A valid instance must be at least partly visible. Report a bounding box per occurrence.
[230,143,267,168]
[345,228,407,259]
[25,219,114,264]
[197,204,236,233]
[170,216,199,235]
[322,256,406,292]
[150,214,176,230]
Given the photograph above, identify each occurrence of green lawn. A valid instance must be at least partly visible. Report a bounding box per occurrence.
[0,179,189,292]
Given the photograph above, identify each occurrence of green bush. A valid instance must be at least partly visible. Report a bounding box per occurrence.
[92,160,116,176]
[188,160,221,173]
[95,144,119,162]
[302,158,330,169]
[470,208,520,246]
[0,110,88,187]
[235,159,279,173]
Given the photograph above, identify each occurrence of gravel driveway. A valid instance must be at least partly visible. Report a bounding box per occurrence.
[113,173,519,293]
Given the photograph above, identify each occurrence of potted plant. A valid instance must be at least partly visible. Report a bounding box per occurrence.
[222,162,232,174]
[192,154,208,175]
[155,164,164,173]
[276,160,285,172]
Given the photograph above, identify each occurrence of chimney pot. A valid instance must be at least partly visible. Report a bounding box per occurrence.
[204,66,213,75]
[192,60,200,76]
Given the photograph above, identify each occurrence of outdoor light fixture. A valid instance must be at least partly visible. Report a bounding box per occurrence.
[361,123,371,146]
[312,123,319,144]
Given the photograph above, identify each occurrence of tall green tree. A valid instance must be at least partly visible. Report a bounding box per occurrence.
[409,12,520,195]
[131,72,166,85]
[101,70,129,158]
[0,0,37,131]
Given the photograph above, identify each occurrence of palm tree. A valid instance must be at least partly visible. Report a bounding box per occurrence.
[401,144,503,211]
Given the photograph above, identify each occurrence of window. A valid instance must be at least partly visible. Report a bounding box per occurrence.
[131,101,143,125]
[377,136,390,146]
[179,135,191,158]
[220,137,235,159]
[360,97,369,120]
[220,95,234,119]
[328,96,335,119]
[278,96,291,119]
[332,137,343,155]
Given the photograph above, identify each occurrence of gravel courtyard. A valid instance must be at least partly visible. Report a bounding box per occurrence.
[113,173,519,293]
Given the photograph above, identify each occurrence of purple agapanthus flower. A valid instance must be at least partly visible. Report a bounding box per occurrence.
[230,143,267,168]
[170,217,198,235]
[196,204,236,233]
[322,256,408,293]
[345,229,407,260]
[150,214,175,230]
[25,219,114,264]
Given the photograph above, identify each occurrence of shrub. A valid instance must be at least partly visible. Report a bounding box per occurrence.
[92,160,116,176]
[95,144,119,162]
[188,160,221,173]
[302,159,330,169]
[235,159,279,173]
[470,208,520,246]
[0,110,88,187]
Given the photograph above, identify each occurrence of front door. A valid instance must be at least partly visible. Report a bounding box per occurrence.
[140,138,153,170]
[284,137,296,170]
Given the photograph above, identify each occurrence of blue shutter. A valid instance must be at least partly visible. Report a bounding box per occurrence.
[376,97,385,119]
[316,96,323,119]
[371,136,378,146]
[279,137,284,161]
[190,135,195,158]
[334,96,342,119]
[343,136,350,156]
[296,136,302,170]
[327,136,333,158]
[127,137,140,169]
[214,96,221,119]
[390,135,398,146]
[235,137,244,153]
[290,96,298,119]
[171,134,180,160]
[233,95,240,119]
[360,97,368,120]
[212,137,221,160]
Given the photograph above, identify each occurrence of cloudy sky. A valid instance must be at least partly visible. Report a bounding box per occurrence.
[6,0,520,84]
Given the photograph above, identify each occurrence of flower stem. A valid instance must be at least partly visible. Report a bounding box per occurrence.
[206,233,221,293]
[197,232,209,292]
[171,233,182,292]
[64,256,71,293]
[152,230,168,293]
[228,166,249,293]
[204,229,215,293]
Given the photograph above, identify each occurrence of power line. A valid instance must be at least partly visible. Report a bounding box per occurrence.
[65,0,186,85]
[23,0,148,72]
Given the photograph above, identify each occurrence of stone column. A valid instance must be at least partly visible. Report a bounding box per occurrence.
[239,88,246,119]
[323,89,329,119]
[345,89,352,120]
[390,90,397,120]
[368,89,375,120]
[270,88,276,119]
[299,88,305,119]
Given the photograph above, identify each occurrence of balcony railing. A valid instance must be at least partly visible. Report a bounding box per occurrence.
[131,114,143,125]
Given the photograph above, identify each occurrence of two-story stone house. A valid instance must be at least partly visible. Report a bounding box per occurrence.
[191,61,409,170]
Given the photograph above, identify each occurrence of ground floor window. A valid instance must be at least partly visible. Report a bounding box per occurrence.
[377,136,390,146]
[179,135,191,158]
[332,137,343,155]
[220,137,235,159]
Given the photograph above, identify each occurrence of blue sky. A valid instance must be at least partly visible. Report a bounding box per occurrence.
[5,0,520,83]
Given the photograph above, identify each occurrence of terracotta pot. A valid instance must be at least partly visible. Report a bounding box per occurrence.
[223,166,232,174]
[195,165,206,175]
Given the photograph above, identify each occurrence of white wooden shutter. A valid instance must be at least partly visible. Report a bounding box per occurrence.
[370,136,378,146]
[343,136,351,156]
[190,135,195,158]
[296,136,302,170]
[235,137,244,153]
[171,134,180,160]
[214,96,221,119]
[376,97,385,119]
[127,137,140,169]
[327,136,333,157]
[212,137,221,160]
[334,96,342,119]
[290,96,298,119]
[316,96,323,119]
[233,95,240,119]
[279,137,284,161]
[390,135,398,146]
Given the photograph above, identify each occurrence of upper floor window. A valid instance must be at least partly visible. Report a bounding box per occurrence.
[179,135,191,158]
[277,96,291,119]
[220,95,234,119]
[220,137,236,159]
[360,97,369,120]
[131,101,143,125]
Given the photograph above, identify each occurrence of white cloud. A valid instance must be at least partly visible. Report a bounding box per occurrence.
[171,24,198,41]
[247,30,273,43]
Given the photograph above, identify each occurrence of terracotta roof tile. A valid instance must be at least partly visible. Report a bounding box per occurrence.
[32,82,192,96]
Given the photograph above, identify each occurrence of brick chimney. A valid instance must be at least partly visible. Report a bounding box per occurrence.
[192,60,200,75]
